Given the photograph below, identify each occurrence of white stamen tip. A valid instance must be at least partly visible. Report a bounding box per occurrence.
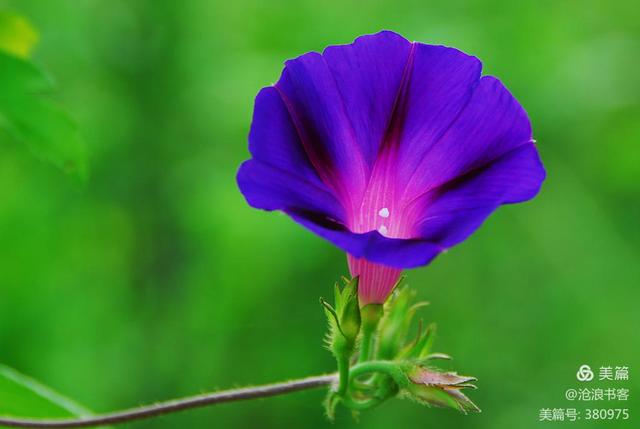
[378,225,389,236]
[378,207,390,218]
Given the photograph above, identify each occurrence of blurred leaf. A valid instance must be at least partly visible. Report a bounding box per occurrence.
[0,51,88,182]
[0,11,38,58]
[0,363,90,418]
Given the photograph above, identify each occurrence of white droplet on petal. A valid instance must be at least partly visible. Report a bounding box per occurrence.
[378,225,388,236]
[378,207,390,218]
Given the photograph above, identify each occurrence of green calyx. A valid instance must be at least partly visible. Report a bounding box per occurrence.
[321,276,361,352]
[321,276,480,419]
[321,277,361,404]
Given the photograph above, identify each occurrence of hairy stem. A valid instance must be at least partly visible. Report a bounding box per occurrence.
[0,374,337,428]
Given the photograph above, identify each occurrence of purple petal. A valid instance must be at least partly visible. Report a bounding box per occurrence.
[239,86,346,224]
[323,31,413,167]
[248,86,319,183]
[402,76,534,200]
[237,160,345,222]
[395,44,482,187]
[287,211,443,269]
[410,143,545,247]
[276,52,370,213]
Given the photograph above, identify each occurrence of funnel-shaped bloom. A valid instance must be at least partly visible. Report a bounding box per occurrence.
[237,31,545,305]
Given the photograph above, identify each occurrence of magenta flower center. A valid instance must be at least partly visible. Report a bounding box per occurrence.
[347,153,407,304]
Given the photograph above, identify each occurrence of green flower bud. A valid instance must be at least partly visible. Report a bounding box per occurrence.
[321,276,361,353]
[377,281,432,360]
[403,366,480,414]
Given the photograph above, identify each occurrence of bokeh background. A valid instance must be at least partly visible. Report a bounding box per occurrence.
[1,0,639,428]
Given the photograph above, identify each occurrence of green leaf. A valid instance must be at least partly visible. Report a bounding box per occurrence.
[0,51,88,182]
[0,11,38,58]
[0,363,90,418]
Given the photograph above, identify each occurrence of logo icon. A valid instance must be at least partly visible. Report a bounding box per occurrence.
[576,364,594,382]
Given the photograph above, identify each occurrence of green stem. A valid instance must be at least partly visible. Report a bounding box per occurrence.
[358,304,383,363]
[339,395,385,411]
[331,331,354,397]
[338,361,401,412]
[350,360,408,389]
[351,360,396,378]
[358,329,373,364]
[335,353,350,396]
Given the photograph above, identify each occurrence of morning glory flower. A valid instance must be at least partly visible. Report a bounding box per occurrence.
[237,31,545,305]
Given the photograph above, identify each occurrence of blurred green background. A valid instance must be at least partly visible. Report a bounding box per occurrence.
[1,0,638,427]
